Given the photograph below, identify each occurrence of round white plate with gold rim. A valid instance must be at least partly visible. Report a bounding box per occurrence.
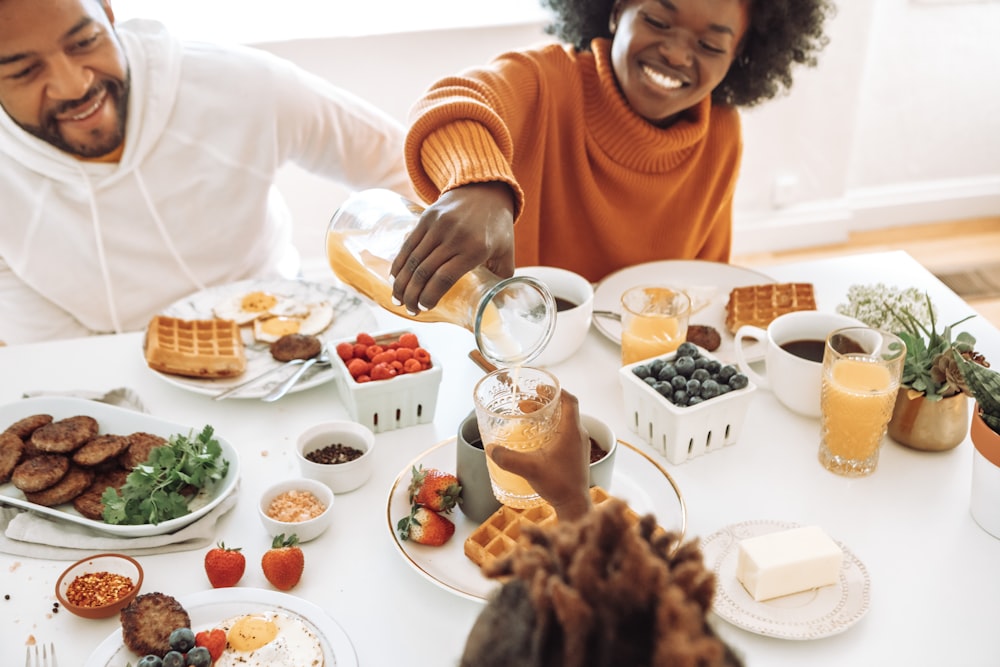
[701,519,871,640]
[592,260,774,362]
[386,437,687,602]
[86,588,357,667]
[152,278,376,398]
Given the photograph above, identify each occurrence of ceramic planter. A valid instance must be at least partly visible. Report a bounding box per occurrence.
[887,389,969,452]
[970,406,1000,539]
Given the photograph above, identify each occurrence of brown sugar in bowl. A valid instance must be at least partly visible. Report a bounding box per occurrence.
[55,553,143,619]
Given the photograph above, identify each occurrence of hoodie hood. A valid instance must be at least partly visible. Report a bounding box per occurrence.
[0,19,181,186]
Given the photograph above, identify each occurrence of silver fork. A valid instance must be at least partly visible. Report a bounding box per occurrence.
[25,643,57,667]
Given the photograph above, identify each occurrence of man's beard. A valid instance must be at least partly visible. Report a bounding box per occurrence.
[20,74,130,158]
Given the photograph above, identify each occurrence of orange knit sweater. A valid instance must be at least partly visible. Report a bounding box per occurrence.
[405,39,743,284]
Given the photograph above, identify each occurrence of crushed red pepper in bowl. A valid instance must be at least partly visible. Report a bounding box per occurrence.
[55,553,143,619]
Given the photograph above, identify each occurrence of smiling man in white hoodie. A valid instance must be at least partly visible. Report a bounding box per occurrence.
[0,0,414,344]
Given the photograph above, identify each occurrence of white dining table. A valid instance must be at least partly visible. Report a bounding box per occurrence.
[2,249,999,667]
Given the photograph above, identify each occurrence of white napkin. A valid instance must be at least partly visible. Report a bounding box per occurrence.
[0,488,238,560]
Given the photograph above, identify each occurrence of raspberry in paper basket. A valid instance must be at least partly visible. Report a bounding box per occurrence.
[407,465,462,513]
[336,331,434,383]
[397,505,456,546]
[261,533,305,591]
[204,542,246,588]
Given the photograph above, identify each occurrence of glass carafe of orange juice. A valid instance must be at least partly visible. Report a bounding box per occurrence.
[326,189,556,367]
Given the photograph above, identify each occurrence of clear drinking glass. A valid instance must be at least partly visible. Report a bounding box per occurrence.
[473,366,561,508]
[327,189,555,368]
[620,286,691,365]
[818,327,906,477]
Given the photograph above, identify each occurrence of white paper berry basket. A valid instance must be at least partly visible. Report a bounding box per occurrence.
[618,345,757,464]
[330,331,443,433]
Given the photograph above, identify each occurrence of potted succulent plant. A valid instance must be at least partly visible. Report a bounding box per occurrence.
[954,352,1000,539]
[885,296,985,451]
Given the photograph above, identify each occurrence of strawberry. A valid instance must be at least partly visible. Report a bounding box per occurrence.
[407,465,462,513]
[195,628,227,663]
[204,542,245,588]
[397,505,455,546]
[261,533,305,591]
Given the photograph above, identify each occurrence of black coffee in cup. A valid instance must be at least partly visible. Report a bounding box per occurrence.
[779,339,825,363]
[554,296,578,312]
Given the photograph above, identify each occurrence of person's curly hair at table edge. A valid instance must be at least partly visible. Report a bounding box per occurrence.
[541,0,835,107]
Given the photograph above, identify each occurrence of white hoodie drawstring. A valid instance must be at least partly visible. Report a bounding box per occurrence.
[133,168,206,292]
[77,166,123,334]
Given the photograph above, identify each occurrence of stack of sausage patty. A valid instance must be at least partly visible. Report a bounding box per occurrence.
[0,413,167,521]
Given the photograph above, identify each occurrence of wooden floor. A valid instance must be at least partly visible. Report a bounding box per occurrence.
[733,216,1000,329]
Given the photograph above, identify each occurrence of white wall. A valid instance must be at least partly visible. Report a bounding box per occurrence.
[115,0,1000,265]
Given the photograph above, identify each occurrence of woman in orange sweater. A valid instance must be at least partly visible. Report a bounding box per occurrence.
[390,0,833,315]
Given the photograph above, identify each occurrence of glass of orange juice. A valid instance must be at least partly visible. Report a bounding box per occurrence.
[818,327,906,477]
[620,286,691,365]
[473,367,561,508]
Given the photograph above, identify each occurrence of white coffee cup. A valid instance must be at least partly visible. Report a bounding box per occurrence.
[514,266,594,367]
[733,311,862,418]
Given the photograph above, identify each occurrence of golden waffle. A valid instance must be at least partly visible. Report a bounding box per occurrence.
[464,486,656,570]
[724,283,816,334]
[144,315,246,378]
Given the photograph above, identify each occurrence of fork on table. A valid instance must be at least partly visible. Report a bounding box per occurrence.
[25,643,57,667]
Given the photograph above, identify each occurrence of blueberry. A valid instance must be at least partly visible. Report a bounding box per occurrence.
[185,647,212,667]
[718,365,737,382]
[169,628,195,653]
[633,364,651,379]
[161,652,185,667]
[705,359,722,374]
[137,657,163,667]
[729,373,749,390]
[701,379,721,399]
[688,396,704,406]
[643,376,657,387]
[657,363,678,382]
[691,368,711,382]
[674,356,696,377]
[654,381,672,398]
[719,384,732,394]
[675,342,699,358]
[648,359,665,376]
[686,378,701,395]
[673,390,689,406]
[670,375,687,391]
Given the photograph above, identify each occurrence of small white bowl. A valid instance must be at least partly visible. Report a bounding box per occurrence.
[296,421,376,493]
[582,413,617,490]
[515,266,594,367]
[258,478,335,543]
[55,553,143,619]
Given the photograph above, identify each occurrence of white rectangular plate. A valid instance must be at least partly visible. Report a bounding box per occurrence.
[0,396,239,537]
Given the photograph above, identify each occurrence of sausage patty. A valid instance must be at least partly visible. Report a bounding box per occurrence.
[72,434,131,467]
[4,413,53,440]
[11,454,69,493]
[270,333,322,361]
[0,431,25,483]
[24,466,94,506]
[30,415,99,453]
[119,432,168,470]
[120,593,191,657]
[73,468,130,521]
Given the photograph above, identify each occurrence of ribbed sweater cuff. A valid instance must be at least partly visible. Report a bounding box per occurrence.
[420,120,524,220]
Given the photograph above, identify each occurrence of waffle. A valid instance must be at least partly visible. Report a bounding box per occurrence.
[144,315,246,378]
[724,283,816,334]
[464,486,658,570]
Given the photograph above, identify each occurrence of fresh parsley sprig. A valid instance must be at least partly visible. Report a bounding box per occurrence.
[102,425,229,526]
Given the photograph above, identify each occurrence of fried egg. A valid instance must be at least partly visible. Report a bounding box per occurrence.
[214,611,324,667]
[252,302,334,343]
[213,291,311,325]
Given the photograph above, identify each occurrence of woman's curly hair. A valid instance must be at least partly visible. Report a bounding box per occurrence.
[539,0,836,107]
[460,498,742,667]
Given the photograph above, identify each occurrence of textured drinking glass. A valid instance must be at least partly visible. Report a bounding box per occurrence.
[818,327,906,477]
[473,367,561,508]
[620,286,691,365]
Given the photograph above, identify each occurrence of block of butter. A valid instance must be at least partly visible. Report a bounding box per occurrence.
[736,526,843,601]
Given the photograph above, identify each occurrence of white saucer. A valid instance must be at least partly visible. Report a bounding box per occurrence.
[700,519,871,640]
